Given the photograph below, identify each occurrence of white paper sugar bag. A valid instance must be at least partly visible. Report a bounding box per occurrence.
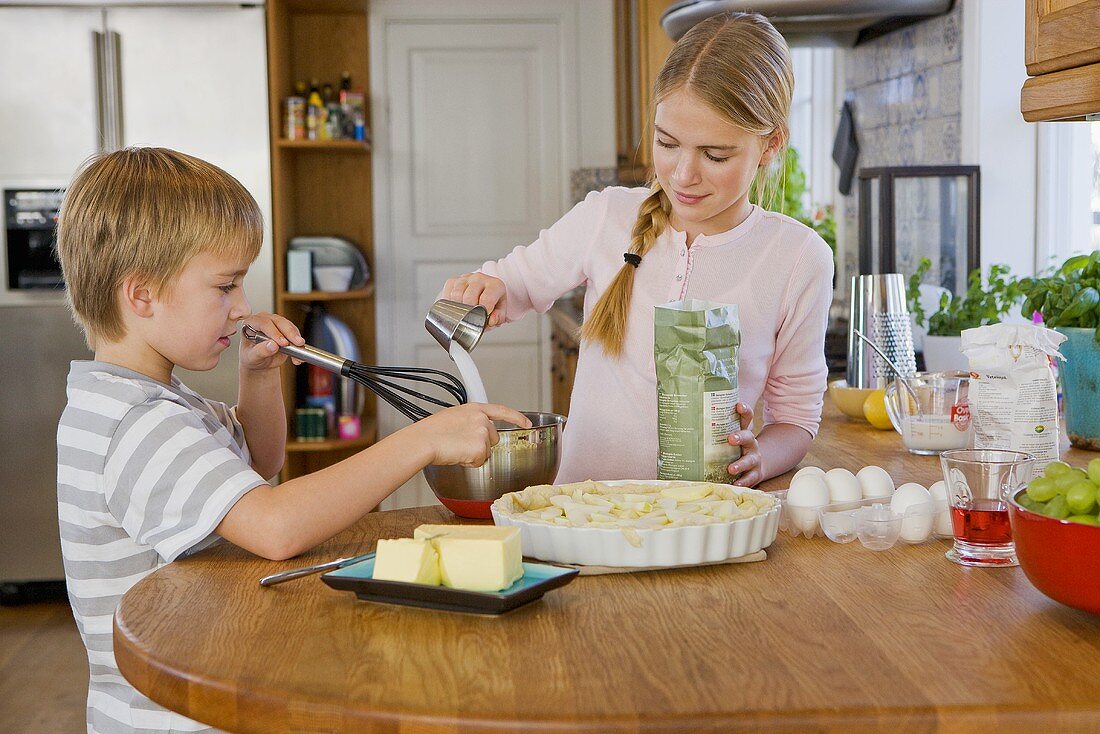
[960,324,1066,470]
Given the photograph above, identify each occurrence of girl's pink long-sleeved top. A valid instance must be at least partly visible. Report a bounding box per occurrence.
[480,186,834,483]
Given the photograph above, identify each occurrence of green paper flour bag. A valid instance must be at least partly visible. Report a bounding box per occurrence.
[654,300,741,483]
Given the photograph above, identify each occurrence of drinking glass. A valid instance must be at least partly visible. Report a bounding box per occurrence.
[939,449,1035,567]
[884,371,972,455]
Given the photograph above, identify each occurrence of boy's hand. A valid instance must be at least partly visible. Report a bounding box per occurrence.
[239,313,305,371]
[416,403,532,467]
[442,273,508,327]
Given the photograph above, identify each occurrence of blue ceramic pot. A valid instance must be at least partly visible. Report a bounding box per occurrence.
[1057,327,1100,451]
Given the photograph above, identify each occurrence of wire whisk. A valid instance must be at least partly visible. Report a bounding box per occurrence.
[243,325,467,422]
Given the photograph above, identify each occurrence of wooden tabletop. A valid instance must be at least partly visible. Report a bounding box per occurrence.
[114,406,1100,733]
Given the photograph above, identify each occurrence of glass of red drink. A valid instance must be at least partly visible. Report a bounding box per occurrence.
[939,449,1035,567]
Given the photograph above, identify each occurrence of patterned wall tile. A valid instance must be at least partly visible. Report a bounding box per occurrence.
[939,61,962,119]
[570,167,619,205]
[836,2,964,301]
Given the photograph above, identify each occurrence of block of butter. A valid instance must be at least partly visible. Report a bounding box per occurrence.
[413,525,523,592]
[372,538,441,585]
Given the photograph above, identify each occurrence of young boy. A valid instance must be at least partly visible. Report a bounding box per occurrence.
[55,147,528,734]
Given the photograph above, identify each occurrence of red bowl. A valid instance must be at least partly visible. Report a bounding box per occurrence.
[1009,489,1100,615]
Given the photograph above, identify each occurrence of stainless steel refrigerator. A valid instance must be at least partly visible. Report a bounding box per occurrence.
[0,4,272,600]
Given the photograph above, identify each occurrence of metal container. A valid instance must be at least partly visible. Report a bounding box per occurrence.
[847,273,917,389]
[423,411,566,519]
[425,298,487,353]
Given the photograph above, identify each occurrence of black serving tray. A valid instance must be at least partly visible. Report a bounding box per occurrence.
[321,554,579,615]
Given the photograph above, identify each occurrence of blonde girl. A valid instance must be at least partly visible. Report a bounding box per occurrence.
[443,12,833,485]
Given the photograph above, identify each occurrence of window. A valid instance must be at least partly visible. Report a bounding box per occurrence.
[788,47,838,213]
[1093,122,1100,250]
[1035,121,1099,272]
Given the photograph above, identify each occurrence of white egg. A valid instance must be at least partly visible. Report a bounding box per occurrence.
[787,474,830,506]
[824,468,862,505]
[786,474,830,536]
[928,480,953,537]
[890,483,934,542]
[857,465,895,500]
[792,465,826,481]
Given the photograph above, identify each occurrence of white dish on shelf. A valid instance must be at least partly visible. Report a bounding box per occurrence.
[312,265,354,292]
[491,480,780,567]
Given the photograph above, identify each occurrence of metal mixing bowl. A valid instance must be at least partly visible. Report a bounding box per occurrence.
[423,411,566,518]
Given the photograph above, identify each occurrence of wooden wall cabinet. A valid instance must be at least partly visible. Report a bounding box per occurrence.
[615,0,675,184]
[266,0,377,481]
[1021,0,1100,121]
[548,305,581,418]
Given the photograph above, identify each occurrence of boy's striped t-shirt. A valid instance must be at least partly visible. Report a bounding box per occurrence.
[57,361,266,734]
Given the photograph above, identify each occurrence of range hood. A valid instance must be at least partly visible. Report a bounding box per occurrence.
[661,0,954,47]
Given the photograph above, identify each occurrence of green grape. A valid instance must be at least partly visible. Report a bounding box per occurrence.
[1066,482,1098,515]
[1045,460,1072,478]
[1066,515,1099,527]
[1026,477,1059,502]
[1041,494,1071,519]
[1017,493,1044,512]
[1089,458,1100,485]
[1054,470,1087,492]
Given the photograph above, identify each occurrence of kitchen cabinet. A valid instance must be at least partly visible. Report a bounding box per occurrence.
[614,0,675,184]
[548,300,581,417]
[266,0,377,481]
[1020,0,1100,121]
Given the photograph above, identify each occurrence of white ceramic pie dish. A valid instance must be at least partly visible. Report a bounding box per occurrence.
[490,480,780,567]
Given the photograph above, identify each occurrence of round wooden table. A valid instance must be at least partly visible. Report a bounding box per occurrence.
[115,408,1100,733]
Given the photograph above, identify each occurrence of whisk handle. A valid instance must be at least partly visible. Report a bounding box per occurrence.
[241,325,349,376]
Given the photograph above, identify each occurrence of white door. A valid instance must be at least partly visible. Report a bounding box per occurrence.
[371,1,584,508]
[108,6,273,403]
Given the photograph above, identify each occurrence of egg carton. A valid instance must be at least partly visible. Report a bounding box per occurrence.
[773,489,953,551]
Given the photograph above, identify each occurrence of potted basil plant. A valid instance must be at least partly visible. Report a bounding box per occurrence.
[1018,250,1100,451]
[906,258,1022,373]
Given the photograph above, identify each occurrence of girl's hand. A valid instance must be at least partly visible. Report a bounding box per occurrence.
[442,273,508,327]
[727,403,763,487]
[239,313,305,371]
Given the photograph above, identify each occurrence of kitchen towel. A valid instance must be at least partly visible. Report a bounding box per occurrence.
[832,100,860,196]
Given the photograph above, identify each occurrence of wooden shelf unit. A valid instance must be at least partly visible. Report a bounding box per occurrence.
[281,284,374,302]
[275,139,371,152]
[286,417,377,453]
[266,0,376,482]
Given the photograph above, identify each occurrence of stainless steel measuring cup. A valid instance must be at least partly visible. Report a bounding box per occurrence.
[425,299,488,352]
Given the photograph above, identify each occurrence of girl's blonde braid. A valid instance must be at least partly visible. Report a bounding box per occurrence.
[582,182,671,356]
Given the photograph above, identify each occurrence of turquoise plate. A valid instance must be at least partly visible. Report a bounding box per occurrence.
[321,554,579,614]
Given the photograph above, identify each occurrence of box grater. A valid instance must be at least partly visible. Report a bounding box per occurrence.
[847,274,917,389]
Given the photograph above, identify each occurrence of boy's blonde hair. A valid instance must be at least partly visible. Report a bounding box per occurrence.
[583,12,794,356]
[56,147,263,347]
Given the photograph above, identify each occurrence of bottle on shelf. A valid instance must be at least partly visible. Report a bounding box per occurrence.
[306,78,325,141]
[339,70,367,142]
[284,80,308,141]
[322,82,342,140]
[298,304,337,437]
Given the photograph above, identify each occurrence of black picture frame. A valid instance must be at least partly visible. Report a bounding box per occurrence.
[857,165,980,296]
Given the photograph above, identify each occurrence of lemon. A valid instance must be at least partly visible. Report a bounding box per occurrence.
[862,389,893,430]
